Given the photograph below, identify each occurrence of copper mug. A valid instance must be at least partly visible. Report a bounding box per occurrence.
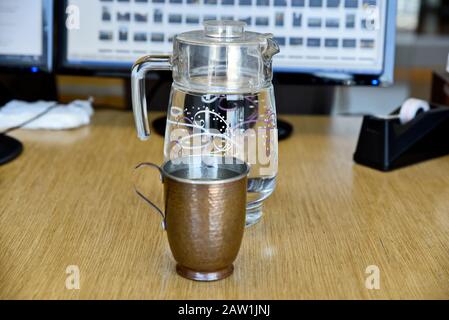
[135,156,249,281]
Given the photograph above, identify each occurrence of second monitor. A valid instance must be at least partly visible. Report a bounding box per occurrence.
[0,0,53,72]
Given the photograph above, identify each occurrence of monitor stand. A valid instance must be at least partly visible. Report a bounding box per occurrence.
[0,72,57,165]
[152,116,167,137]
[0,134,23,165]
[276,119,293,140]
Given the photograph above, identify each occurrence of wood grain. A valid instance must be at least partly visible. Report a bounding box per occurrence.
[1,111,449,299]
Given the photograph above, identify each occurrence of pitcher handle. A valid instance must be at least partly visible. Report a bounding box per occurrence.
[131,55,172,141]
[134,162,166,230]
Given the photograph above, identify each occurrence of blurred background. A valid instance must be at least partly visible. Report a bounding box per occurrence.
[54,0,449,115]
[2,0,449,116]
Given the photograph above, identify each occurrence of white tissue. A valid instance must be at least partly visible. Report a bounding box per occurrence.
[0,99,94,130]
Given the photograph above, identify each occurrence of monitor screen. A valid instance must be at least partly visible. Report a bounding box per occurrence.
[0,0,53,72]
[61,0,396,84]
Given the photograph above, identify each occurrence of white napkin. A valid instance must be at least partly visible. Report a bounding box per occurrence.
[0,99,94,130]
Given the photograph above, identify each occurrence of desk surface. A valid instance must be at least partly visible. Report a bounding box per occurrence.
[1,111,449,300]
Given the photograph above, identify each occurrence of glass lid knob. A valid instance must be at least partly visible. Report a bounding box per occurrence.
[204,20,245,38]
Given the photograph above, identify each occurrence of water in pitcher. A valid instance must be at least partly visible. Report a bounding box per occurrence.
[164,84,278,225]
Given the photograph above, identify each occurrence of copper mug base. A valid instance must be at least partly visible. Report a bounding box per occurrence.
[176,264,234,281]
[135,156,249,282]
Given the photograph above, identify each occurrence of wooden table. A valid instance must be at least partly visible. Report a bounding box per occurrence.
[1,111,448,300]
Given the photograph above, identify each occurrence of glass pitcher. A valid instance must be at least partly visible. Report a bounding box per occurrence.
[131,20,279,226]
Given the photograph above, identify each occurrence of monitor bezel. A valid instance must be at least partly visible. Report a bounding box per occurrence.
[0,0,54,74]
[56,0,397,86]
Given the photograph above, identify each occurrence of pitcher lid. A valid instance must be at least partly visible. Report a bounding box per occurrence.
[175,20,272,46]
[171,20,279,94]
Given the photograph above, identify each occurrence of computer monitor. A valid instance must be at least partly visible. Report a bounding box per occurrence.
[0,0,54,72]
[0,0,55,165]
[58,0,396,85]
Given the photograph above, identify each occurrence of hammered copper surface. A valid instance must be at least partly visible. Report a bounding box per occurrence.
[164,176,247,281]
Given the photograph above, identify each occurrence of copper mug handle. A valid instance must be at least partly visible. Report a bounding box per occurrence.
[134,162,167,230]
